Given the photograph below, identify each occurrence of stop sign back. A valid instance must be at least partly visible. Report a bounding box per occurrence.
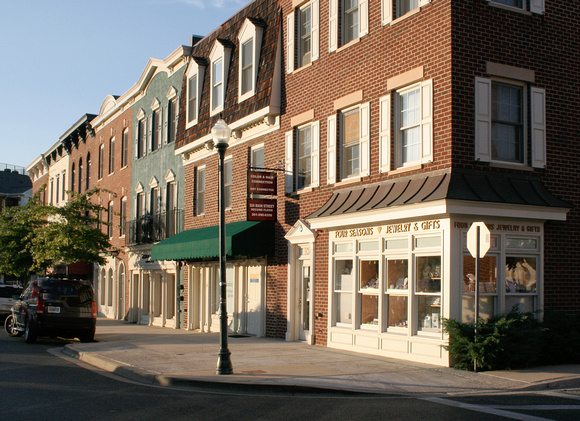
[467,222,490,258]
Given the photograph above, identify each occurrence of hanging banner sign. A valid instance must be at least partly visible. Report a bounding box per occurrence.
[247,199,277,221]
[248,171,277,195]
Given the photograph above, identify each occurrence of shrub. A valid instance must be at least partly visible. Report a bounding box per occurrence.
[443,308,544,371]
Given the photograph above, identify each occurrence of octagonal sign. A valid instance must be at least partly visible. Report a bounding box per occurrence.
[467,222,491,258]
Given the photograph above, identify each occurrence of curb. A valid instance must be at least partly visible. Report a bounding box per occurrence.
[61,345,383,396]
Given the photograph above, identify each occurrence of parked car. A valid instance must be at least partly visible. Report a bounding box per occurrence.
[9,277,97,343]
[0,284,23,316]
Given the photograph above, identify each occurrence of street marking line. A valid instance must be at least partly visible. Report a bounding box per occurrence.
[421,397,553,421]
[492,405,580,410]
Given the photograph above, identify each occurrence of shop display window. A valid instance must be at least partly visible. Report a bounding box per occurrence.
[418,295,441,332]
[416,256,441,293]
[387,259,408,290]
[387,296,408,328]
[505,256,536,293]
[334,259,353,325]
[359,260,379,327]
[462,296,495,323]
[463,255,497,294]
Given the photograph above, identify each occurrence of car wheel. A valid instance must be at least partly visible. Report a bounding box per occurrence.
[24,319,37,343]
[4,315,23,337]
[79,328,95,343]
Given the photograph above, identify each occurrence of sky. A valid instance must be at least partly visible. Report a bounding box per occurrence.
[0,0,249,169]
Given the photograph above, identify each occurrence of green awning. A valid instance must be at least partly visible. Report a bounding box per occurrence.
[151,221,274,261]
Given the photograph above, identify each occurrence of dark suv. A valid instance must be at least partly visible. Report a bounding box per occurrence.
[11,277,97,343]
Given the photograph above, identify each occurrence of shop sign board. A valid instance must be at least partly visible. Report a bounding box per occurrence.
[248,171,277,195]
[247,199,277,221]
[467,222,490,258]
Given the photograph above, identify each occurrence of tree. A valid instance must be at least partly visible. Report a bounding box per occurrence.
[0,187,114,279]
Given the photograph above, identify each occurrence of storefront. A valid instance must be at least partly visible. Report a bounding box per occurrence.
[151,220,274,336]
[303,171,569,366]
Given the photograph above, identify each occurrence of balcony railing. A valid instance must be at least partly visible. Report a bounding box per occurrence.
[126,209,184,246]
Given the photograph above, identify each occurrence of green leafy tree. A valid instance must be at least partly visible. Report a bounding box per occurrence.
[0,187,114,279]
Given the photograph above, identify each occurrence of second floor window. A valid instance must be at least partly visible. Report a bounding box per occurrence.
[121,128,128,168]
[299,3,312,67]
[120,197,126,237]
[224,159,232,209]
[98,144,104,179]
[109,137,115,174]
[329,0,367,52]
[287,1,319,73]
[298,125,313,189]
[196,167,205,216]
[491,83,523,163]
[343,0,359,45]
[152,109,161,151]
[138,118,146,158]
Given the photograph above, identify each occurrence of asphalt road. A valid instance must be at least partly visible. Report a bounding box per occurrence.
[2,317,580,421]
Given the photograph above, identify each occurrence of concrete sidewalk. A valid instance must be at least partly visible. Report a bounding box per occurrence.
[60,318,580,396]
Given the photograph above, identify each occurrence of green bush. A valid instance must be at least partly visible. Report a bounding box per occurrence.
[443,308,544,371]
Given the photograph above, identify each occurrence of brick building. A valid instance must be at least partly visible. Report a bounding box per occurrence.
[152,0,576,367]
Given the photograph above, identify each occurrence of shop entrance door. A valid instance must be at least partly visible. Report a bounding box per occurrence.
[299,262,311,341]
[246,266,262,336]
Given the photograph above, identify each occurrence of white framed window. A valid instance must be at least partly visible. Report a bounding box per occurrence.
[327,101,369,184]
[334,259,354,326]
[168,98,178,143]
[109,137,115,174]
[379,79,433,171]
[251,144,265,170]
[285,120,320,193]
[107,201,114,238]
[224,157,232,210]
[381,0,430,25]
[98,144,105,179]
[385,257,409,331]
[196,166,206,216]
[329,0,368,52]
[238,18,264,102]
[185,59,205,129]
[61,170,66,202]
[475,77,545,167]
[120,196,127,237]
[209,40,232,116]
[488,0,544,14]
[287,0,319,73]
[151,108,161,152]
[121,128,129,168]
[135,110,146,159]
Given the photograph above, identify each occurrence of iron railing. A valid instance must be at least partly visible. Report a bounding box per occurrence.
[126,209,184,246]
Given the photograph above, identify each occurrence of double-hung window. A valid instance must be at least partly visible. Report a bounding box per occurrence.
[185,58,205,129]
[210,38,233,116]
[109,137,115,174]
[381,0,430,24]
[285,116,320,193]
[121,128,128,168]
[224,158,232,210]
[238,19,263,102]
[488,0,545,14]
[98,144,104,179]
[195,166,205,216]
[107,201,114,238]
[379,71,433,172]
[329,0,368,52]
[151,108,161,152]
[287,0,319,73]
[136,112,146,159]
[475,70,546,167]
[120,196,127,237]
[327,95,369,184]
[168,98,178,143]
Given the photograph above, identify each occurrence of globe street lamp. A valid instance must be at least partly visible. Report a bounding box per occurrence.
[211,116,233,375]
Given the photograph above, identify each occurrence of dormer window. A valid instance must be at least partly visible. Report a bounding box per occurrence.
[185,58,205,129]
[238,18,264,102]
[209,40,232,116]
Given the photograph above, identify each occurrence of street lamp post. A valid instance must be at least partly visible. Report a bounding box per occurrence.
[211,116,233,375]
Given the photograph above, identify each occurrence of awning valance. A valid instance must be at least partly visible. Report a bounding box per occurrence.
[151,221,274,261]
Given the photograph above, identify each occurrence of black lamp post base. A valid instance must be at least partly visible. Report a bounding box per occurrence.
[216,349,233,375]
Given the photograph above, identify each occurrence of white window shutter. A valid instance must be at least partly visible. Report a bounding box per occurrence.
[163,105,168,144]
[359,0,369,37]
[329,0,338,52]
[419,0,431,7]
[379,94,391,173]
[285,130,294,193]
[475,77,492,162]
[359,102,370,176]
[286,14,295,74]
[311,0,320,61]
[531,87,546,168]
[311,121,320,187]
[421,79,433,163]
[382,0,393,25]
[327,115,337,184]
[147,115,152,152]
[530,0,544,14]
